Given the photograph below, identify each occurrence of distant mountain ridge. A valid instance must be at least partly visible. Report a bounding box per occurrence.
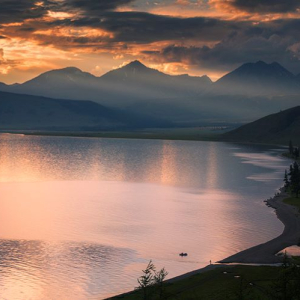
[214,61,300,95]
[2,60,299,99]
[1,60,300,126]
[3,60,212,106]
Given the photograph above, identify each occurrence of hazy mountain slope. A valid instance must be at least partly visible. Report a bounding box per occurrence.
[100,60,212,100]
[0,82,9,92]
[2,61,212,106]
[214,61,300,96]
[0,91,169,130]
[12,67,100,100]
[222,106,300,145]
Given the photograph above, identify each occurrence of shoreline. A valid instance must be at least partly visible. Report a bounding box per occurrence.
[109,188,300,299]
[218,188,300,264]
[163,188,300,282]
[1,131,290,149]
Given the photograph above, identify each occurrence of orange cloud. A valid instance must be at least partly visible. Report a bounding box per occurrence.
[210,0,300,21]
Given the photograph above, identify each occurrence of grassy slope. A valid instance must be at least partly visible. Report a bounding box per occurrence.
[222,106,300,145]
[109,265,284,300]
[3,127,226,142]
[283,197,300,211]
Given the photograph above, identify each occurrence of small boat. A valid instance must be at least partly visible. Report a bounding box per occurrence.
[179,252,188,257]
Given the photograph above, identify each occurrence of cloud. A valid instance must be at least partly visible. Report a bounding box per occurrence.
[0,0,48,23]
[50,12,243,44]
[0,48,18,75]
[142,20,300,74]
[61,0,133,11]
[0,0,300,80]
[47,0,135,16]
[213,0,300,13]
[0,0,135,24]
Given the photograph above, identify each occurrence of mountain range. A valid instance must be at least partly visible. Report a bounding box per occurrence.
[1,61,211,105]
[0,60,300,127]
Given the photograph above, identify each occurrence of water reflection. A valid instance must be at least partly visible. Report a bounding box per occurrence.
[0,134,290,299]
[0,239,138,300]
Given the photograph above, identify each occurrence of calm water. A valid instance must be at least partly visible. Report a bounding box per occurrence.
[0,134,289,299]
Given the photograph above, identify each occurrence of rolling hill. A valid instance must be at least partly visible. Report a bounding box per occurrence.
[222,106,300,145]
[0,91,170,131]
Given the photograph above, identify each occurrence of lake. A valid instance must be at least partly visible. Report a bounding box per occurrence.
[0,134,290,299]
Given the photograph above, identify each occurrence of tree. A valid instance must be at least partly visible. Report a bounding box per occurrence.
[289,140,294,155]
[294,147,300,160]
[289,162,300,197]
[271,253,300,300]
[154,267,168,299]
[136,260,156,300]
[283,170,289,191]
[136,261,169,300]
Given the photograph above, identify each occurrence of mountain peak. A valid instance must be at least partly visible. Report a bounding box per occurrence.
[127,60,144,66]
[215,60,298,95]
[255,60,267,66]
[58,66,82,73]
[223,60,293,77]
[22,66,97,88]
[123,60,148,70]
[240,60,285,70]
[47,67,85,76]
[101,60,162,81]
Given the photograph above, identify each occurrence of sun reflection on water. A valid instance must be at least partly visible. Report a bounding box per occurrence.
[0,134,290,299]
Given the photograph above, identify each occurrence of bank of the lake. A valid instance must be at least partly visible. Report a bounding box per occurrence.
[108,189,300,300]
[0,127,228,142]
[220,189,300,264]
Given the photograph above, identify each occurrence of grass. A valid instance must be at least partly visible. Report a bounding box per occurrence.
[109,265,284,300]
[283,196,300,212]
[292,256,300,264]
[1,127,228,142]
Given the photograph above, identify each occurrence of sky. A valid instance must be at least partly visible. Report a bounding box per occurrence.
[0,0,300,83]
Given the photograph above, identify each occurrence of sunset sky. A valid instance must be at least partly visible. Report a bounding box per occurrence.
[0,0,300,83]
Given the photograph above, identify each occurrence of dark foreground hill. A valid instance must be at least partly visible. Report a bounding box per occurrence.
[222,106,300,145]
[0,91,169,131]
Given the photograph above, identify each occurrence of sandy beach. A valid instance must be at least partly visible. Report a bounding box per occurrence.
[219,189,300,264]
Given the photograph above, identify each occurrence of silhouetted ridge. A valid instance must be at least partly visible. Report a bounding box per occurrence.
[223,106,300,145]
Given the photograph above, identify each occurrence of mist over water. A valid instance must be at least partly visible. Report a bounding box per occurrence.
[0,134,290,299]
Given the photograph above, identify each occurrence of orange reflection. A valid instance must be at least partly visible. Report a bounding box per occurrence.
[206,142,218,188]
[160,141,178,185]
